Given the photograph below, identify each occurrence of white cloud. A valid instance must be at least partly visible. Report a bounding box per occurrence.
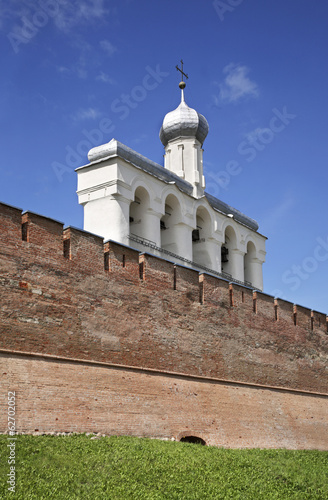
[132,134,148,145]
[218,63,259,103]
[57,65,70,74]
[100,39,117,57]
[0,0,108,34]
[211,94,220,108]
[0,1,32,32]
[71,107,101,121]
[245,127,271,143]
[96,71,116,85]
[53,0,108,32]
[56,54,88,79]
[74,55,88,79]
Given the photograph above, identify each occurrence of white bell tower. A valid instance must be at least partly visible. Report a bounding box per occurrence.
[159,62,209,198]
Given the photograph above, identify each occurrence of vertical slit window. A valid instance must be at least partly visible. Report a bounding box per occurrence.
[253,294,257,314]
[229,287,233,307]
[274,304,278,321]
[63,239,71,259]
[104,252,109,271]
[22,222,28,242]
[199,280,204,305]
[139,261,144,281]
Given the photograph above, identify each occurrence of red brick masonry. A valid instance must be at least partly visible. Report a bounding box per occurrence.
[1,202,327,448]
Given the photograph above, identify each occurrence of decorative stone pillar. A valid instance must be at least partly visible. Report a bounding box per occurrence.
[206,238,222,272]
[142,209,162,247]
[230,249,245,283]
[175,222,194,262]
[83,194,130,245]
[247,258,264,290]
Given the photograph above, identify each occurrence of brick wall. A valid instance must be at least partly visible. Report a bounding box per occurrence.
[0,202,328,448]
[1,352,327,450]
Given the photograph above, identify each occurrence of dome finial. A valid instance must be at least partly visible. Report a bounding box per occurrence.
[176,59,188,103]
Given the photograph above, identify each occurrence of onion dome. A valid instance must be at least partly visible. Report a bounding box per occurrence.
[160,82,209,147]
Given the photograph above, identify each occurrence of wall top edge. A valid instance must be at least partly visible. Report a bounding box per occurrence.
[22,209,64,226]
[64,225,104,240]
[0,201,23,212]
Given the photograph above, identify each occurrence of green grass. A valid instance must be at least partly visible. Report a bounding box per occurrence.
[0,435,327,499]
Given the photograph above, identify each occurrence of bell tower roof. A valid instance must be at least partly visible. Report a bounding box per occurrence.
[159,62,209,147]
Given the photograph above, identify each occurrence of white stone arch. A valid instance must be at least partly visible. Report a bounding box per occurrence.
[129,185,150,239]
[130,177,157,209]
[160,193,184,255]
[192,205,215,269]
[244,240,257,284]
[160,185,189,218]
[129,179,162,246]
[244,235,262,257]
[244,236,263,289]
[221,224,244,281]
[191,199,216,232]
[221,219,242,244]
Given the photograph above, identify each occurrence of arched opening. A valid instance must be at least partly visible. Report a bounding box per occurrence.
[160,194,182,254]
[180,436,206,445]
[192,206,213,269]
[244,241,257,286]
[129,186,151,242]
[221,225,237,278]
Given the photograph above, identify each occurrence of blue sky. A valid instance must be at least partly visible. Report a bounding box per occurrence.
[1,0,328,313]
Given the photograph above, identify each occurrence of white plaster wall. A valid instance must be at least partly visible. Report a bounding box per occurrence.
[83,195,130,244]
[164,137,205,197]
[77,155,266,289]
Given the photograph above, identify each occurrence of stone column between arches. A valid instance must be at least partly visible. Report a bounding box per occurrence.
[84,194,130,245]
[230,249,245,283]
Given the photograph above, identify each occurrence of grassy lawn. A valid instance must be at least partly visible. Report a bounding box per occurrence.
[0,434,327,499]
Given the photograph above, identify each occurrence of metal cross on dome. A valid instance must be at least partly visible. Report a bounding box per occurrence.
[176,59,189,82]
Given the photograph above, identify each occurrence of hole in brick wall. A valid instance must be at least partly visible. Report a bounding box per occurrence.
[180,436,206,445]
[253,295,257,314]
[311,316,314,331]
[104,252,109,271]
[122,254,126,268]
[199,280,204,304]
[139,261,144,281]
[63,239,71,259]
[293,312,297,326]
[229,287,234,307]
[241,291,245,303]
[22,222,28,242]
[173,266,177,290]
[274,304,278,321]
